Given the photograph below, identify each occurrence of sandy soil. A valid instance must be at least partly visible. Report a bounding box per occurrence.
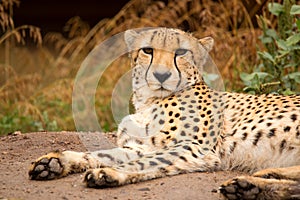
[0,131,244,200]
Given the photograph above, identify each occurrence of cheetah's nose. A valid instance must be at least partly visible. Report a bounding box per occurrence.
[153,72,172,83]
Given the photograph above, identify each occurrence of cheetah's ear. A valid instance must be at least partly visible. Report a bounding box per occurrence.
[199,37,214,52]
[124,30,139,49]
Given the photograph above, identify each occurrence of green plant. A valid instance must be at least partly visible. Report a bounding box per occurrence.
[241,0,300,95]
[0,109,58,135]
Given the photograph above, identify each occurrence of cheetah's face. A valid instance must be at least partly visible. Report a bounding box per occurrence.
[124,28,213,107]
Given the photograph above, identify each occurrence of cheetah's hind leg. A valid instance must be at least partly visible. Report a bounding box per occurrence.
[219,165,300,200]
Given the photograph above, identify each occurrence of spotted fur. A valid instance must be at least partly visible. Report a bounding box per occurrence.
[29,28,300,199]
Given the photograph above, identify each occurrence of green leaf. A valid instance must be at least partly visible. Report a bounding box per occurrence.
[296,19,300,31]
[285,72,300,83]
[276,39,289,50]
[286,33,300,46]
[290,5,300,15]
[266,29,278,39]
[240,72,272,84]
[260,36,273,44]
[268,3,284,16]
[258,51,275,63]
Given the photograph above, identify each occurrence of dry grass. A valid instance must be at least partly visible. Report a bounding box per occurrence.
[0,0,275,134]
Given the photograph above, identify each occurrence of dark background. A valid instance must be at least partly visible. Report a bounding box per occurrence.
[14,0,130,34]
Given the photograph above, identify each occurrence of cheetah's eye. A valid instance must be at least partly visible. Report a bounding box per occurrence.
[175,48,188,56]
[141,47,153,55]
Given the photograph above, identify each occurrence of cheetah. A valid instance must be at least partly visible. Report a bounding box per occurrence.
[29,28,300,199]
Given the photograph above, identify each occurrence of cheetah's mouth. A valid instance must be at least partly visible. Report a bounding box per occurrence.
[149,86,174,98]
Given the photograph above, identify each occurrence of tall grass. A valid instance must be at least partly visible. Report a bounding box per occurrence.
[0,0,275,135]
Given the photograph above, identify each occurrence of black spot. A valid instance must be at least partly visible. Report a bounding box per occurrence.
[283,126,291,132]
[169,119,174,123]
[193,126,199,132]
[277,115,284,119]
[149,161,158,166]
[184,123,190,128]
[268,128,276,137]
[291,114,297,122]
[179,116,187,121]
[164,103,169,108]
[179,107,185,111]
[169,111,173,116]
[229,142,237,153]
[280,139,287,152]
[253,131,263,146]
[231,129,237,136]
[161,131,169,135]
[175,113,180,118]
[180,131,186,136]
[183,145,193,151]
[156,157,172,165]
[266,122,272,127]
[210,131,215,137]
[202,132,207,137]
[169,151,179,156]
[258,119,264,123]
[151,137,156,145]
[242,132,248,140]
[170,126,177,131]
[97,153,115,161]
[193,118,200,122]
[171,102,177,106]
[159,119,165,125]
[204,120,208,126]
[137,161,145,170]
[251,126,256,131]
[179,156,187,162]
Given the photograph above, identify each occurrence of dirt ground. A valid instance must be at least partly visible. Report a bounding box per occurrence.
[0,131,244,200]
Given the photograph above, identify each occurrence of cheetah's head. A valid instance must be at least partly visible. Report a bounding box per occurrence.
[124,28,213,110]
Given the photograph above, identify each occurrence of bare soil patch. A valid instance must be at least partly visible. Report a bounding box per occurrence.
[0,132,243,200]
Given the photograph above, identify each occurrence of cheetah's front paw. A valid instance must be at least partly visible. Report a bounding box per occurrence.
[219,176,299,200]
[84,168,127,188]
[219,176,260,200]
[29,152,65,180]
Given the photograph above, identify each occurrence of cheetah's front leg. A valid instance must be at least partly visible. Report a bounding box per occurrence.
[29,147,142,180]
[84,142,221,187]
